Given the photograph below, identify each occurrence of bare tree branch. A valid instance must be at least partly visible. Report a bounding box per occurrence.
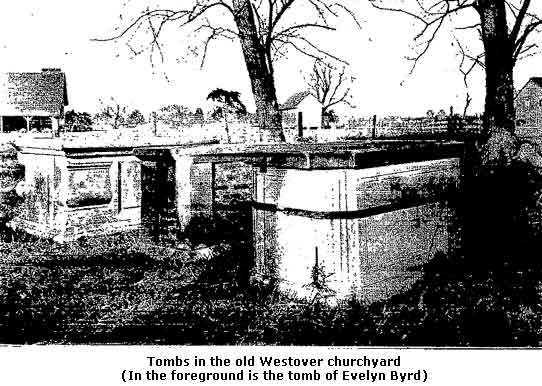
[307,60,354,113]
[370,0,476,74]
[94,0,362,141]
[95,0,360,70]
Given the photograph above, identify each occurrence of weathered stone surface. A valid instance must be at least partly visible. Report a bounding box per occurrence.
[13,145,143,241]
[66,163,113,207]
[11,137,463,268]
[253,158,460,303]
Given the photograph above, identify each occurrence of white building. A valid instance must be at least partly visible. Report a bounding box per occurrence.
[280,91,323,135]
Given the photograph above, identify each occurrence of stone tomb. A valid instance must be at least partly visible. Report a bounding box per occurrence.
[175,141,462,302]
[13,139,462,303]
[12,139,218,242]
[247,143,462,303]
[13,141,143,241]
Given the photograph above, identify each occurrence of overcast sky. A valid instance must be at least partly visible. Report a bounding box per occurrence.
[1,0,542,117]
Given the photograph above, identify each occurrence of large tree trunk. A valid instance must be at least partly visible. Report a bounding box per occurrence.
[477,0,517,162]
[462,1,527,262]
[232,0,285,142]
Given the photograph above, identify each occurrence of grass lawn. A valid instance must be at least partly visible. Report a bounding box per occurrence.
[1,224,542,346]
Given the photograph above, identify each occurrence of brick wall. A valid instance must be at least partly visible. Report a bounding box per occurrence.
[214,162,253,209]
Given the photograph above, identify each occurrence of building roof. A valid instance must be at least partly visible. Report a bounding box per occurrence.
[280,90,312,110]
[0,69,68,116]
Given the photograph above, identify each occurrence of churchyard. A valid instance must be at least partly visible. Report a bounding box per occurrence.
[1,129,542,345]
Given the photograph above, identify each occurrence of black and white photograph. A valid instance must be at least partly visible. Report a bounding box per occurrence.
[1,1,542,381]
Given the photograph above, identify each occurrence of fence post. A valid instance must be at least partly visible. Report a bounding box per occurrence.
[298,112,304,138]
[152,112,157,136]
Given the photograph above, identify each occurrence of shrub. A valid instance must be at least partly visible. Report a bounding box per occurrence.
[0,146,24,238]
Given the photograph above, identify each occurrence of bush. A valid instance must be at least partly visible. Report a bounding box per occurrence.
[0,147,24,237]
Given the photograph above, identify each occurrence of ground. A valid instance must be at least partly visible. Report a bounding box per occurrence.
[1,224,542,345]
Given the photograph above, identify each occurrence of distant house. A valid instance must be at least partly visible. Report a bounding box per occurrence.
[516,77,542,127]
[0,68,68,133]
[280,91,323,135]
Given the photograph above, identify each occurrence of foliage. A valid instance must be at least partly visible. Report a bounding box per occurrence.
[207,89,247,119]
[64,110,93,132]
[0,148,24,230]
[4,227,542,345]
[94,98,127,129]
[323,109,339,125]
[460,157,542,263]
[155,104,192,125]
[126,109,146,127]
[207,89,248,142]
